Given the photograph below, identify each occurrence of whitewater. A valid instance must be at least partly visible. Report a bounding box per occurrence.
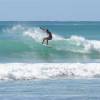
[0,63,100,80]
[0,21,100,80]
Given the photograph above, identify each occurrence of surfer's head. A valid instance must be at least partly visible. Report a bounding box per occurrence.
[46,29,49,32]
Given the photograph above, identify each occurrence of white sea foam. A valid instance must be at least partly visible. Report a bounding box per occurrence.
[0,63,100,80]
[24,27,63,42]
[24,27,47,42]
[68,35,100,53]
[2,25,26,34]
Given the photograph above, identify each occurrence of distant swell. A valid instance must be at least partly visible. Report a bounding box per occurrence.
[0,63,100,80]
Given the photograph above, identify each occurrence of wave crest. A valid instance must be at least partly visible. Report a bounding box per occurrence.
[68,35,100,53]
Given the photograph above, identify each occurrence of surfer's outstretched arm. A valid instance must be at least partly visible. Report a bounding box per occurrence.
[40,27,46,31]
[40,27,43,30]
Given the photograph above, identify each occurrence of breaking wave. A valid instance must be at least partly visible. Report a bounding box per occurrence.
[23,26,100,54]
[1,25,100,62]
[1,24,100,54]
[0,63,100,80]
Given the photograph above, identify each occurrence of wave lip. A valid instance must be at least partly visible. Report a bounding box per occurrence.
[0,63,100,80]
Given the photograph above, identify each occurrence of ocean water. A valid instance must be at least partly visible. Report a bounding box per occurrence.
[0,21,100,63]
[0,79,100,100]
[0,21,100,100]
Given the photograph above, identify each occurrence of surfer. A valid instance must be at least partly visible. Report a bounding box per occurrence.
[40,27,52,45]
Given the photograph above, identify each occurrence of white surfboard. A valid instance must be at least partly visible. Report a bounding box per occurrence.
[42,44,52,48]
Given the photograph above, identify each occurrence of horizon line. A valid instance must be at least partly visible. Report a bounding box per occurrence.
[0,20,100,22]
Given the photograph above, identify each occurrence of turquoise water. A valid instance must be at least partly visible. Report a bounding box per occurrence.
[0,21,100,63]
[0,79,100,100]
[0,21,100,100]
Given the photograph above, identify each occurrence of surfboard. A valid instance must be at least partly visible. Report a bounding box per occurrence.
[42,44,52,48]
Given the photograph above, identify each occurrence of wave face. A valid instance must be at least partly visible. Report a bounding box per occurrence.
[0,63,100,80]
[0,22,100,62]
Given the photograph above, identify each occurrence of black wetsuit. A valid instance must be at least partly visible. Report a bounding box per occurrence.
[40,27,52,45]
[46,30,52,40]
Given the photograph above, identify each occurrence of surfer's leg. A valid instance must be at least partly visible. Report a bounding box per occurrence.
[46,37,52,45]
[42,38,47,44]
[46,39,48,45]
[42,38,45,44]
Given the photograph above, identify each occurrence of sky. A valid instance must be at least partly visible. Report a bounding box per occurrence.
[0,0,100,21]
